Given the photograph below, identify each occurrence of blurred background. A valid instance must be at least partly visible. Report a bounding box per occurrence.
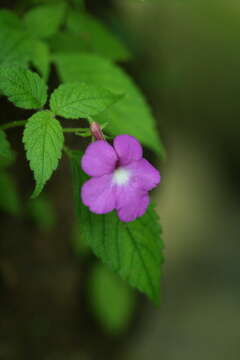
[1,0,240,359]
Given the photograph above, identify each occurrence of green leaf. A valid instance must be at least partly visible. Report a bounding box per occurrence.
[69,150,164,304]
[0,66,48,109]
[0,9,22,29]
[48,31,88,53]
[23,110,64,198]
[31,40,50,81]
[0,171,20,215]
[0,130,12,162]
[50,82,123,119]
[53,53,165,156]
[67,12,131,62]
[89,264,135,334]
[0,28,33,67]
[23,2,67,39]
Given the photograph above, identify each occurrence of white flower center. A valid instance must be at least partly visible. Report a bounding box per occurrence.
[112,167,131,185]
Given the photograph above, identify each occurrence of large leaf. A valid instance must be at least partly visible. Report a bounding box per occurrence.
[0,28,32,66]
[0,171,20,215]
[69,150,164,304]
[0,66,48,109]
[23,2,66,39]
[67,12,131,62]
[50,82,123,119]
[53,53,165,156]
[23,110,64,198]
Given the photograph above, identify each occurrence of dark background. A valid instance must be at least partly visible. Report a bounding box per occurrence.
[0,0,240,359]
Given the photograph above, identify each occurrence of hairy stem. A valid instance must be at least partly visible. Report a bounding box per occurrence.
[0,120,89,135]
[0,120,27,130]
[63,128,89,134]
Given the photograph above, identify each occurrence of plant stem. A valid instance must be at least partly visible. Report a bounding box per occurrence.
[63,128,88,133]
[0,120,27,130]
[0,121,90,136]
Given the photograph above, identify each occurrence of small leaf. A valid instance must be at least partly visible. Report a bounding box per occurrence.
[31,40,50,81]
[0,130,12,162]
[0,28,33,67]
[0,66,48,109]
[23,2,67,39]
[50,82,123,119]
[67,11,131,62]
[23,110,64,198]
[69,150,164,304]
[89,264,135,334]
[0,171,20,215]
[53,53,165,156]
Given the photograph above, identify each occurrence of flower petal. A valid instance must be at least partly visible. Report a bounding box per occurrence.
[113,135,143,165]
[117,192,149,222]
[81,140,117,177]
[81,175,116,214]
[126,158,160,191]
[114,177,149,222]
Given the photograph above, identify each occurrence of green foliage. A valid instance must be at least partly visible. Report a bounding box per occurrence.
[0,171,20,215]
[0,130,12,162]
[89,264,135,334]
[69,150,164,304]
[0,28,32,66]
[67,11,131,62]
[0,1,165,305]
[0,9,22,29]
[54,53,165,156]
[48,31,88,53]
[0,66,48,109]
[27,195,57,231]
[23,111,64,198]
[31,40,50,81]
[50,82,123,119]
[23,1,67,39]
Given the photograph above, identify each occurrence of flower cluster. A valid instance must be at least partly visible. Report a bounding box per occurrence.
[81,135,160,222]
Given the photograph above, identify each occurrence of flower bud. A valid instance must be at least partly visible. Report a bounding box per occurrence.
[90,121,104,141]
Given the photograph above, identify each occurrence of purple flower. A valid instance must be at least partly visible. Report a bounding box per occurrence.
[81,135,160,222]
